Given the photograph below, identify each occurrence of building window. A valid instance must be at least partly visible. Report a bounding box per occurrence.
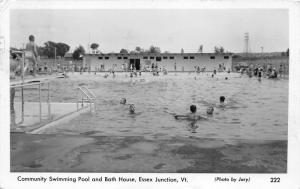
[117,57,122,59]
[105,57,109,60]
[163,56,168,59]
[224,56,229,59]
[210,56,215,59]
[123,57,128,59]
[143,56,148,59]
[190,56,195,59]
[169,56,174,59]
[150,57,154,59]
[156,57,162,61]
[98,57,103,59]
[183,56,188,59]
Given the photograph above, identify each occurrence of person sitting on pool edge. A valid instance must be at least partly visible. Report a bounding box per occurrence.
[174,105,206,121]
[120,98,126,105]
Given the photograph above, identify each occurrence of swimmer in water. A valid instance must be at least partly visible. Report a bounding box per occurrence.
[120,98,126,105]
[129,104,135,114]
[174,105,206,121]
[220,96,225,104]
[206,106,214,115]
[218,96,226,108]
[258,71,262,81]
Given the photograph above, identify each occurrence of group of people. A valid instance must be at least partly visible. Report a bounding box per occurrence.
[173,96,226,133]
[194,65,206,73]
[241,63,286,80]
[120,98,136,114]
[118,95,226,133]
[174,96,225,121]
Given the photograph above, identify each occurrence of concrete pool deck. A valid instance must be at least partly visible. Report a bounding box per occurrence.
[11,102,90,133]
[11,133,287,173]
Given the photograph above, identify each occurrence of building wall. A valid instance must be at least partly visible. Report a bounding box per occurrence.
[84,53,232,72]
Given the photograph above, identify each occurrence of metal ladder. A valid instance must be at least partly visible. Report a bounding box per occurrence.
[76,86,96,112]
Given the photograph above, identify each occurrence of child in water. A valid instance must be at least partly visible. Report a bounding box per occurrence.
[120,98,126,105]
[217,96,226,108]
[129,104,135,114]
[174,105,206,121]
[220,96,225,104]
[258,71,262,81]
[206,106,214,115]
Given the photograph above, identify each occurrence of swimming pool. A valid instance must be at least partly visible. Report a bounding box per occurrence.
[39,72,288,141]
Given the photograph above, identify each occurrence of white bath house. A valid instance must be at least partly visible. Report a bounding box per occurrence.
[83,53,233,72]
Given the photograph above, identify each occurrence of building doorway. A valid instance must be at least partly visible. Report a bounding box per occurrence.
[129,59,141,70]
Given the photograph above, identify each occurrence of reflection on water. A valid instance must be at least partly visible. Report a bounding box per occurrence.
[42,73,288,141]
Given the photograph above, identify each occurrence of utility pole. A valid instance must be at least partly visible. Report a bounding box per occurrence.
[54,47,56,62]
[88,33,91,54]
[261,46,264,53]
[54,47,57,72]
[243,32,251,55]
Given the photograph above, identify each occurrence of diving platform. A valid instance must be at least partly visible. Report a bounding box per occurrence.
[10,74,65,86]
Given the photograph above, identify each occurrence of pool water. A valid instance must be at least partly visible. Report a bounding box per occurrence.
[41,72,288,141]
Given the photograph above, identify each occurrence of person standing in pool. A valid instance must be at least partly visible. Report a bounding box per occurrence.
[120,98,127,105]
[213,69,217,75]
[174,62,177,72]
[25,35,39,77]
[219,96,226,107]
[174,105,206,121]
[129,104,135,114]
[279,64,283,78]
[206,106,214,115]
[258,70,262,81]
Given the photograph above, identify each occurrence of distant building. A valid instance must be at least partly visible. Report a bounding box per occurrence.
[64,52,73,61]
[84,52,233,72]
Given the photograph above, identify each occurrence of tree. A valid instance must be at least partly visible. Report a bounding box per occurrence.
[120,49,129,54]
[219,46,224,53]
[214,46,225,54]
[42,41,70,58]
[198,45,203,53]
[286,48,289,56]
[90,43,99,50]
[56,42,70,57]
[135,46,144,53]
[148,45,161,53]
[43,41,57,58]
[72,45,85,60]
[37,46,46,56]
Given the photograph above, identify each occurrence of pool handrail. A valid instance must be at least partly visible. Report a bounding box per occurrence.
[81,86,96,99]
[10,80,51,125]
[77,86,96,112]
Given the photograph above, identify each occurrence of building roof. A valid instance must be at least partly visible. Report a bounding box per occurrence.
[85,52,233,56]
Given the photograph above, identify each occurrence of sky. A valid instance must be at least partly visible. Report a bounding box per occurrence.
[10,9,289,53]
